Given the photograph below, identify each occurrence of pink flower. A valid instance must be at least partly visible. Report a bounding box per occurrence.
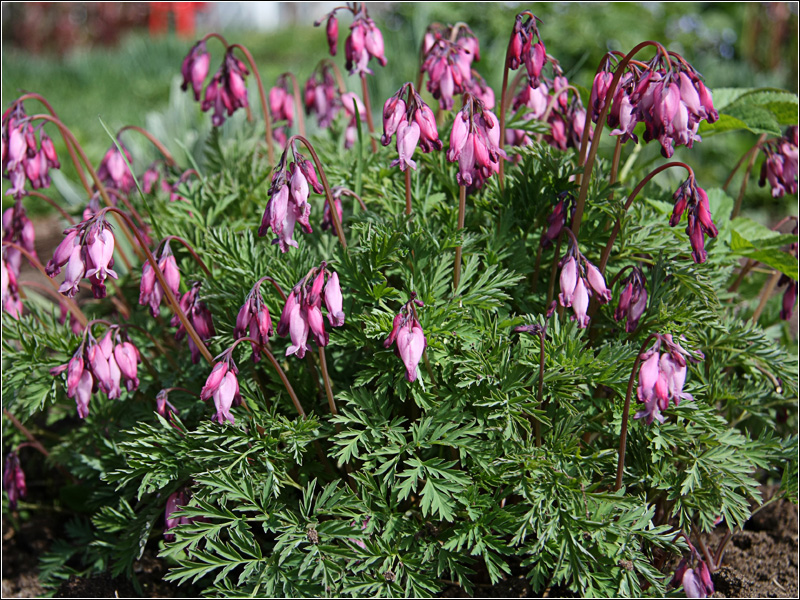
[384,294,427,383]
[391,121,420,171]
[97,143,134,193]
[180,41,211,101]
[3,452,27,510]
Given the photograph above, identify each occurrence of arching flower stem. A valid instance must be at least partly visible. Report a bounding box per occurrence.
[231,336,306,419]
[2,241,87,327]
[28,191,76,225]
[117,125,177,166]
[280,71,306,138]
[573,41,670,240]
[29,114,140,270]
[359,73,378,153]
[104,207,214,365]
[5,93,90,192]
[729,134,768,219]
[159,235,212,278]
[287,135,348,249]
[229,43,276,167]
[598,161,695,275]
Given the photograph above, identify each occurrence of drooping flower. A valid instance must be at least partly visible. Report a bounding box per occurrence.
[235,279,275,362]
[258,144,322,251]
[419,24,481,111]
[2,101,61,199]
[382,83,443,173]
[304,64,341,129]
[316,4,386,75]
[601,51,718,158]
[139,240,182,317]
[277,262,345,359]
[269,75,296,147]
[47,210,119,299]
[171,281,215,365]
[507,12,547,87]
[3,452,26,510]
[201,49,250,127]
[97,142,135,194]
[163,489,208,541]
[759,126,798,198]
[384,293,427,383]
[634,334,703,425]
[447,93,506,191]
[50,325,141,418]
[556,236,611,328]
[180,40,211,101]
[670,177,718,264]
[614,267,648,333]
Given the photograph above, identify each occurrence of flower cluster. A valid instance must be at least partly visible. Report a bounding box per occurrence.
[164,489,207,541]
[269,76,295,147]
[670,177,718,264]
[2,102,60,199]
[557,239,611,328]
[603,54,719,158]
[277,263,344,359]
[448,93,505,190]
[172,281,215,364]
[540,192,573,249]
[506,12,547,87]
[180,40,211,101]
[420,24,482,111]
[304,64,341,129]
[3,452,26,510]
[140,241,181,317]
[1,257,23,318]
[97,142,135,194]
[201,354,242,424]
[614,267,648,333]
[759,126,798,198]
[51,325,141,418]
[258,145,323,251]
[317,5,386,76]
[3,200,36,278]
[381,83,442,172]
[201,49,249,127]
[234,278,274,362]
[47,211,118,299]
[635,334,701,425]
[384,293,427,383]
[671,551,715,598]
[507,70,590,152]
[778,222,798,321]
[341,91,366,150]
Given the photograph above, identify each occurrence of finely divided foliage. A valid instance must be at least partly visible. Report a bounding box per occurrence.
[1,4,798,598]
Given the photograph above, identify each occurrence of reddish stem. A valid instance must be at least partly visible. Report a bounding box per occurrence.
[229,43,275,167]
[28,191,76,225]
[573,41,669,240]
[288,135,347,249]
[234,337,306,418]
[160,235,212,278]
[117,125,177,166]
[359,73,378,153]
[281,72,306,138]
[29,114,140,270]
[598,161,694,275]
[104,207,214,365]
[6,93,91,193]
[1,241,87,327]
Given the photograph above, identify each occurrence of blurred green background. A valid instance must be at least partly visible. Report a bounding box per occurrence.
[2,2,798,220]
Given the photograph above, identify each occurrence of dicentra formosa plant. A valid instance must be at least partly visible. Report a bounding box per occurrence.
[2,4,797,599]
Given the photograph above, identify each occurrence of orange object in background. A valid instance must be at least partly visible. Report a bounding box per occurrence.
[149,2,206,38]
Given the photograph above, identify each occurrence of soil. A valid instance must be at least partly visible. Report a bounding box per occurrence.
[2,490,798,597]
